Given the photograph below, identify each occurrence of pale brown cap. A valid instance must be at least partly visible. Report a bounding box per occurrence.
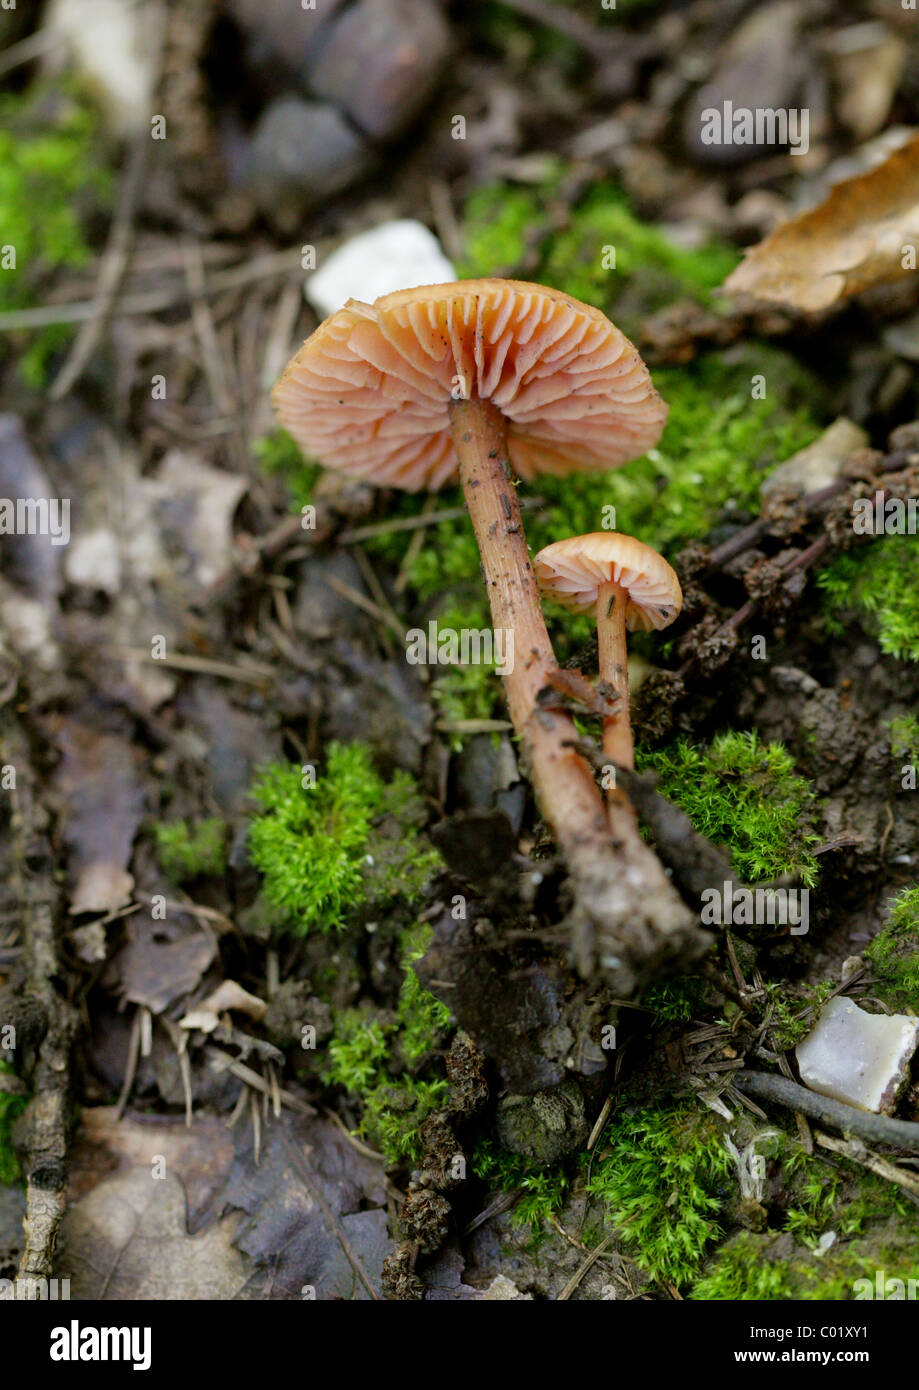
[534,532,682,632]
[271,278,667,492]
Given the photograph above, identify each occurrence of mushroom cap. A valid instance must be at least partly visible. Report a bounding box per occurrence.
[534,532,682,632]
[271,278,667,492]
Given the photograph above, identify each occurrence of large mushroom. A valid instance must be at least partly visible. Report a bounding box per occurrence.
[272,278,703,986]
[534,532,682,780]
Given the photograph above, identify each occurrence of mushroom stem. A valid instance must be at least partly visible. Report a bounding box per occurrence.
[447,396,609,859]
[596,579,634,773]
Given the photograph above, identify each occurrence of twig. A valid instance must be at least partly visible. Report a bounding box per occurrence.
[814,1132,919,1204]
[104,645,275,685]
[557,1234,614,1300]
[48,5,166,399]
[735,1071,919,1151]
[0,247,304,332]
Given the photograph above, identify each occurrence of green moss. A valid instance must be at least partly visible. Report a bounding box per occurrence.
[542,185,738,312]
[248,743,440,936]
[761,979,837,1051]
[693,1135,915,1300]
[0,80,113,385]
[459,182,550,278]
[818,534,919,662]
[637,730,820,888]
[692,1232,795,1300]
[459,177,738,313]
[866,884,919,1010]
[321,924,450,1162]
[253,429,321,513]
[886,714,919,765]
[154,817,228,881]
[0,1061,26,1186]
[360,1077,448,1164]
[425,600,503,745]
[397,922,452,1065]
[641,976,714,1023]
[323,1011,389,1091]
[587,1105,733,1287]
[471,1137,572,1231]
[693,1215,918,1301]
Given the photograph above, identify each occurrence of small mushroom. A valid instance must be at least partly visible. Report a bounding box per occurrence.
[272,280,701,983]
[534,532,682,777]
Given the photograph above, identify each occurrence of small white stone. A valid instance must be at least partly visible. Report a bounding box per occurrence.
[306,221,456,318]
[45,0,159,137]
[796,996,919,1114]
[65,527,122,594]
[761,418,868,501]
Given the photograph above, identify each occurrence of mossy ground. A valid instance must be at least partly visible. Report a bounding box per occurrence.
[153,817,228,881]
[252,178,917,1296]
[247,742,441,936]
[818,535,919,664]
[245,745,448,1162]
[259,175,822,734]
[0,79,112,385]
[317,920,451,1163]
[637,730,821,888]
[865,885,919,1011]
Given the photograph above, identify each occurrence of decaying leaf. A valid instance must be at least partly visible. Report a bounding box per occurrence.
[722,133,919,312]
[51,719,146,916]
[60,1108,249,1299]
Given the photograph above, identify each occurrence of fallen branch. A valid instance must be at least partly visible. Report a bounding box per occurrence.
[0,716,79,1287]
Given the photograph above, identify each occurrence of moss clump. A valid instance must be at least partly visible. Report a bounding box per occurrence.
[321,924,450,1162]
[459,177,737,312]
[542,184,738,313]
[637,730,820,888]
[0,80,112,385]
[587,1105,733,1287]
[866,885,919,1010]
[692,1232,795,1300]
[641,975,715,1023]
[886,714,919,765]
[693,1134,915,1299]
[761,979,837,1051]
[424,600,503,746]
[248,743,441,936]
[154,817,228,881]
[693,1218,917,1301]
[398,922,452,1065]
[818,534,919,663]
[0,1061,26,1186]
[253,429,321,513]
[471,1137,573,1231]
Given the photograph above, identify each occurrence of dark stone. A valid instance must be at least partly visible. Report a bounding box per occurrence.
[224,0,348,92]
[244,97,373,231]
[307,0,452,141]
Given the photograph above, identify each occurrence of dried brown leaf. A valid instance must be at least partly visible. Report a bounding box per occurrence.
[723,133,919,312]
